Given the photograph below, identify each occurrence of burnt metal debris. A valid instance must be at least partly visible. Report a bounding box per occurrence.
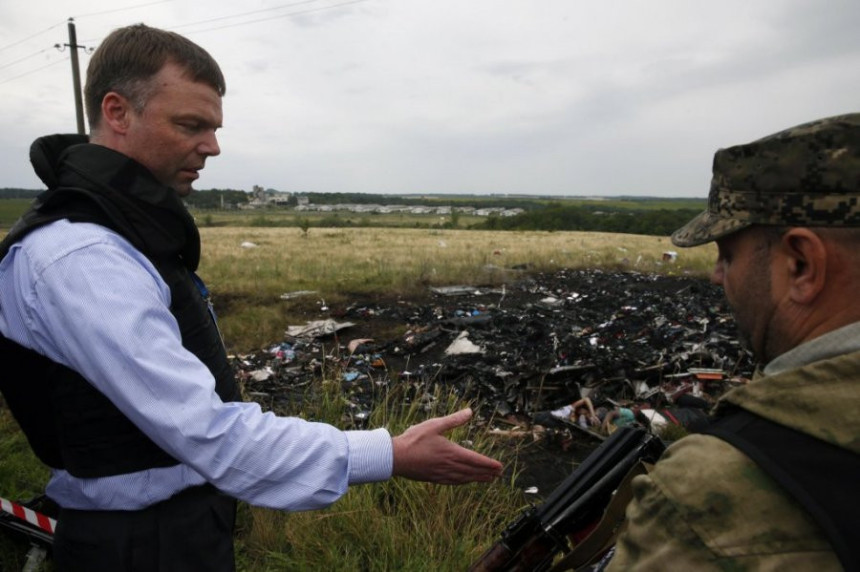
[234,268,755,432]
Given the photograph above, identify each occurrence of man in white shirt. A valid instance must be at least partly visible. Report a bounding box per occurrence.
[0,24,501,571]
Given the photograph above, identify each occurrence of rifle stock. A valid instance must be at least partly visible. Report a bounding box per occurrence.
[470,426,665,572]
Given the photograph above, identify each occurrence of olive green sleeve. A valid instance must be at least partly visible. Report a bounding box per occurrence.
[606,468,721,572]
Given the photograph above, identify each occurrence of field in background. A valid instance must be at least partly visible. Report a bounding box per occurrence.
[197,208,489,229]
[0,202,717,352]
[198,226,716,352]
[0,198,31,229]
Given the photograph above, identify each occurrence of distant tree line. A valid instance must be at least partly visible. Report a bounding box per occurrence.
[479,204,702,236]
[0,188,41,199]
[303,192,549,210]
[182,189,249,209]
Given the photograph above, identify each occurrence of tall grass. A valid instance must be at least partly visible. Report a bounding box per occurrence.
[201,228,713,299]
[236,378,525,571]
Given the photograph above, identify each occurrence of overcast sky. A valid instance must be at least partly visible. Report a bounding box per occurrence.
[1,0,859,197]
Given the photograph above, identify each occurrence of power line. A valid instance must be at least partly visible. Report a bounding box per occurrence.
[168,0,320,31]
[74,0,173,20]
[0,55,68,86]
[0,1,171,58]
[1,0,373,87]
[174,0,372,35]
[0,21,64,55]
[0,47,51,73]
[71,0,373,49]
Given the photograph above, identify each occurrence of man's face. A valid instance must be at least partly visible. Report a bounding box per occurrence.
[711,228,780,363]
[122,62,222,196]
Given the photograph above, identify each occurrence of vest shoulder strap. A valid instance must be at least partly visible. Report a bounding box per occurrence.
[704,408,858,571]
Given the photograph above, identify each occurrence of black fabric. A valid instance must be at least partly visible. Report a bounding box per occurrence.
[661,407,710,432]
[0,336,64,467]
[705,408,859,572]
[0,134,240,478]
[1,134,200,268]
[52,484,236,572]
[674,393,711,410]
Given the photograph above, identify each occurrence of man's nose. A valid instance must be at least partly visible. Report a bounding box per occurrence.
[199,131,220,157]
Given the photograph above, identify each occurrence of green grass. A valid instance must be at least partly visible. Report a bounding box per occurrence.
[0,199,33,230]
[235,383,524,570]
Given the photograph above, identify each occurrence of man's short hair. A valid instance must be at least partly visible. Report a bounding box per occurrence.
[672,113,860,247]
[84,23,226,130]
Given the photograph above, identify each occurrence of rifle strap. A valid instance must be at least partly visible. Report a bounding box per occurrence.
[549,460,653,572]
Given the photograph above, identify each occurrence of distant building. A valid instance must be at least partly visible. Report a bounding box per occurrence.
[252,198,523,217]
[244,185,292,208]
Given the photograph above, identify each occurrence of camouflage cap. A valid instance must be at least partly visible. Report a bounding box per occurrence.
[671,113,860,247]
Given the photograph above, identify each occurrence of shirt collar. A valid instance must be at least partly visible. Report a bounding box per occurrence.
[763,321,860,375]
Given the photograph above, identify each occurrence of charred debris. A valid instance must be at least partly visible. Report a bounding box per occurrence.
[233,268,755,437]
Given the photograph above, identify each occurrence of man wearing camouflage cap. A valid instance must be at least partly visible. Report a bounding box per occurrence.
[607,113,859,571]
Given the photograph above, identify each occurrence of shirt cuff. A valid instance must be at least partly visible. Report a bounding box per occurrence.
[345,428,393,484]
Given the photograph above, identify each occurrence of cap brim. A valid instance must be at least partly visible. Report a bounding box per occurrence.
[671,210,751,247]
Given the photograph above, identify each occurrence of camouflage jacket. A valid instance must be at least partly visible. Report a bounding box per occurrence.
[606,348,860,571]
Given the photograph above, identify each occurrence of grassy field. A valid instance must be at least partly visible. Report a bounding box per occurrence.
[195,208,489,230]
[0,221,716,570]
[0,204,717,352]
[198,226,715,352]
[0,199,32,230]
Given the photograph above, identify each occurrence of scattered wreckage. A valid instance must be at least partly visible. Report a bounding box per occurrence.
[235,268,754,442]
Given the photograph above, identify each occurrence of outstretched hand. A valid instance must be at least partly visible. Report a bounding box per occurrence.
[391,408,504,485]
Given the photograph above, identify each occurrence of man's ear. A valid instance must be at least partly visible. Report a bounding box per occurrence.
[100,92,133,134]
[780,228,827,304]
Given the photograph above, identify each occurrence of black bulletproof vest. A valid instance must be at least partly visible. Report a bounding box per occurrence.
[0,158,240,478]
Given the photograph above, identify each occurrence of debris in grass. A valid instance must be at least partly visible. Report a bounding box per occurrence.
[279,290,318,300]
[235,268,754,496]
[284,319,355,339]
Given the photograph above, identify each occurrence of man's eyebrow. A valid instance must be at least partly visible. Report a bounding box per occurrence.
[175,113,222,128]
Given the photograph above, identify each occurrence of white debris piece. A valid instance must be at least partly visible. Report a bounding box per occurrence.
[444,330,484,355]
[285,319,355,338]
[249,369,272,382]
[279,290,317,300]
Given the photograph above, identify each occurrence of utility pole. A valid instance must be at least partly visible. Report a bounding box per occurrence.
[55,18,88,135]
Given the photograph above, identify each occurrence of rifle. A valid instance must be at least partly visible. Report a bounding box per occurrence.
[470,426,665,572]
